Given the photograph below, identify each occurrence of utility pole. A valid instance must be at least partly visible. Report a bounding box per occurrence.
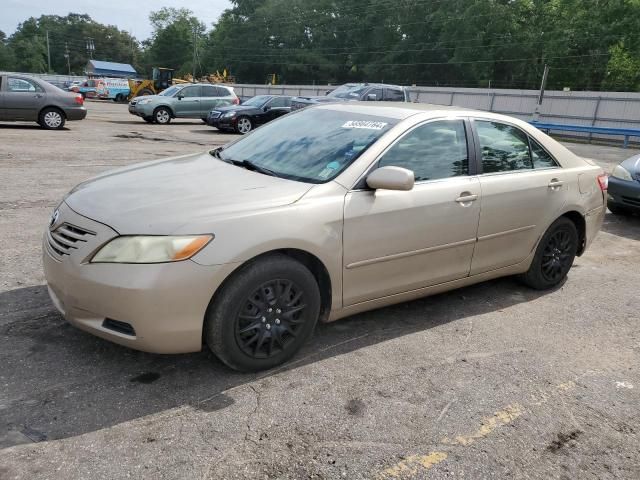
[85,37,95,59]
[64,43,71,75]
[192,29,197,81]
[46,30,51,72]
[533,64,549,121]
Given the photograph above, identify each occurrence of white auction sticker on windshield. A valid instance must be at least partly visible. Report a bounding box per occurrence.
[342,120,387,130]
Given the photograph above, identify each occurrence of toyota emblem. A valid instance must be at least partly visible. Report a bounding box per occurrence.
[49,209,60,229]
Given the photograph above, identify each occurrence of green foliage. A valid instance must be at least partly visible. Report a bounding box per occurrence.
[0,31,16,70]
[6,14,140,75]
[2,2,640,90]
[143,8,206,76]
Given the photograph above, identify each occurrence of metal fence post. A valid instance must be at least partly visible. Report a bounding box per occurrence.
[589,97,602,144]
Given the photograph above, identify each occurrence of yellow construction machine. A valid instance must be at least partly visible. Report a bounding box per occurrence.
[127,67,175,99]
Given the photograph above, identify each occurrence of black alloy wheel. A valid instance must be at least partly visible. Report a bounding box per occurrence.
[540,229,574,283]
[205,254,321,372]
[235,279,307,359]
[520,217,578,290]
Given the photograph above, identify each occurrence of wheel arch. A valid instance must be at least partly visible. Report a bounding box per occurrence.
[153,104,175,118]
[560,210,586,256]
[39,105,66,120]
[203,248,333,345]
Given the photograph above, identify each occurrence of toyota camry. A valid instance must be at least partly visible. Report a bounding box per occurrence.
[44,103,607,371]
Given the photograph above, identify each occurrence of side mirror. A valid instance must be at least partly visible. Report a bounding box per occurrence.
[177,94,184,100]
[366,166,414,191]
[263,105,271,111]
[366,93,377,101]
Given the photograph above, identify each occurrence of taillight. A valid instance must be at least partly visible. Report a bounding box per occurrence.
[232,97,240,105]
[74,94,84,106]
[597,174,608,191]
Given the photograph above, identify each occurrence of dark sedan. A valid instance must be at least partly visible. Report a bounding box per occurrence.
[608,154,640,215]
[0,72,87,129]
[207,95,292,134]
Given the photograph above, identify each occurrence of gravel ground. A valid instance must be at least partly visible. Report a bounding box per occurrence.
[1,101,639,479]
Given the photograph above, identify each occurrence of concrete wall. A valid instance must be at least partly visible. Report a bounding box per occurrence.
[231,84,640,145]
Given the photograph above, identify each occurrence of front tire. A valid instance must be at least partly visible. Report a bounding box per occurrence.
[205,254,321,372]
[153,107,172,125]
[235,116,253,134]
[520,217,578,290]
[39,108,66,130]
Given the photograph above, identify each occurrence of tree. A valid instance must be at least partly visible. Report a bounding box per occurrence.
[144,8,206,76]
[7,14,141,75]
[0,31,16,70]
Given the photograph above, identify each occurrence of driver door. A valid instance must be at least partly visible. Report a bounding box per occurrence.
[173,85,201,118]
[342,119,481,306]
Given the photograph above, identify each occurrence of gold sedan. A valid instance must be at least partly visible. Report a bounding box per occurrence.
[43,103,607,371]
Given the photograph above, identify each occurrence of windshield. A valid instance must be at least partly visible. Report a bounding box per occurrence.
[218,108,398,183]
[242,95,271,107]
[160,85,182,96]
[327,84,368,99]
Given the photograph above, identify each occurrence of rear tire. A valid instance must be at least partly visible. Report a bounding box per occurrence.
[204,254,321,372]
[39,108,66,130]
[153,107,171,125]
[520,217,578,290]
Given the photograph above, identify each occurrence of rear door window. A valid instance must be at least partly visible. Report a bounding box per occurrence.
[476,121,533,173]
[7,78,42,93]
[529,138,559,169]
[201,85,218,97]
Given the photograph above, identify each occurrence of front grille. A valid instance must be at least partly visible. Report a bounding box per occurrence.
[46,223,96,260]
[209,111,221,119]
[622,196,640,207]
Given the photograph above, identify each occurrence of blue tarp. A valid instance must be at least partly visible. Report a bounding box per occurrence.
[86,60,137,78]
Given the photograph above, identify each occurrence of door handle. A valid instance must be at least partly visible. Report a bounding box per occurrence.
[548,179,564,189]
[455,193,478,204]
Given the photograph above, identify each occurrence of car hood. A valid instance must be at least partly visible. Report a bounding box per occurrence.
[64,152,314,234]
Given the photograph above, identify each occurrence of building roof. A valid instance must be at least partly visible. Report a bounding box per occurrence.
[86,60,137,77]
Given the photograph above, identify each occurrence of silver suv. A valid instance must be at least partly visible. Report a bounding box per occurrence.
[129,83,239,124]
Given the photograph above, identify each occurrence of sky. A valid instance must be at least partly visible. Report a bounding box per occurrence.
[1,0,232,40]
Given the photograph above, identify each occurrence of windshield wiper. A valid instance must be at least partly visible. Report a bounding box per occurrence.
[211,149,278,177]
[236,159,278,177]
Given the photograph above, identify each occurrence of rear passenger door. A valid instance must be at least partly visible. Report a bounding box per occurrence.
[470,119,567,275]
[200,85,224,117]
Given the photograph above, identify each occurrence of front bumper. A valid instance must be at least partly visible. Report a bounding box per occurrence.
[207,113,236,129]
[43,202,238,354]
[608,176,640,211]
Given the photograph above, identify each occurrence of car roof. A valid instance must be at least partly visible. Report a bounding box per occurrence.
[315,102,474,119]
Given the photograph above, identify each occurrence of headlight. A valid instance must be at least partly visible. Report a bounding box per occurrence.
[91,235,213,264]
[137,98,152,105]
[611,164,633,181]
[222,111,236,118]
